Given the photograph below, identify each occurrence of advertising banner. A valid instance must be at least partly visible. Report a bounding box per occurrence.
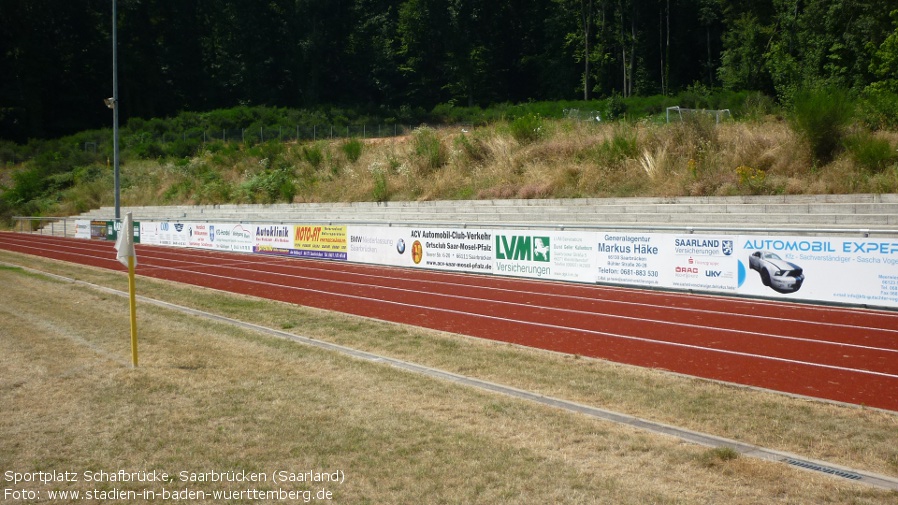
[207,223,254,253]
[596,232,664,287]
[75,220,91,239]
[140,221,190,247]
[668,234,741,293]
[251,224,347,260]
[253,224,294,255]
[139,221,162,245]
[494,230,598,283]
[164,222,190,247]
[135,217,898,309]
[105,219,140,243]
[90,220,108,240]
[410,227,494,273]
[346,226,415,267]
[186,223,215,250]
[293,225,348,260]
[736,235,898,307]
[592,231,898,308]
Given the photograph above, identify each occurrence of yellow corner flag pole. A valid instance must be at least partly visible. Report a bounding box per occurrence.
[127,254,138,367]
[115,212,139,367]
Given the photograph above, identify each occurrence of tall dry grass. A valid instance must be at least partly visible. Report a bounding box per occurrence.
[114,117,897,209]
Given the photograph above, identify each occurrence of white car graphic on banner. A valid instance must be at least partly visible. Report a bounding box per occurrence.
[748,250,805,293]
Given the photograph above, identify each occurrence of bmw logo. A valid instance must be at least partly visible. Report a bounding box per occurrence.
[396,238,406,254]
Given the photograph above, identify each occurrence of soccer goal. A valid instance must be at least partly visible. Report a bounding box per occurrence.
[563,108,602,122]
[666,106,731,124]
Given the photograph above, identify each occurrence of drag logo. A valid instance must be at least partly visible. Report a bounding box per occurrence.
[412,240,423,264]
[496,235,551,262]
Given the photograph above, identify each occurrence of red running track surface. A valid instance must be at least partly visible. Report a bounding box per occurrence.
[2,231,897,411]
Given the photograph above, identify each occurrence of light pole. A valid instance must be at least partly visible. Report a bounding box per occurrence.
[108,0,121,221]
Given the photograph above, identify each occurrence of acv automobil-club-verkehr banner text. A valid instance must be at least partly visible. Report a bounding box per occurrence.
[125,221,898,309]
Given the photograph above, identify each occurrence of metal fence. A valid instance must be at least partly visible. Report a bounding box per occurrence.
[0,122,417,166]
[151,123,415,145]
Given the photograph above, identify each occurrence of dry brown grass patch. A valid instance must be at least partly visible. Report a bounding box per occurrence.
[3,260,895,504]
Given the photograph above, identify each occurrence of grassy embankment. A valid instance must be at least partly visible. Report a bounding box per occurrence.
[93,117,898,214]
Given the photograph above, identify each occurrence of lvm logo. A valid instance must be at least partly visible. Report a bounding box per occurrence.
[496,235,551,262]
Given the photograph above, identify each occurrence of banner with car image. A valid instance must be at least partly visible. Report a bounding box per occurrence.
[137,219,898,308]
[594,231,898,308]
[736,235,898,308]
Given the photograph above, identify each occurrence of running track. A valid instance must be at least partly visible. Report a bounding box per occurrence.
[2,231,897,412]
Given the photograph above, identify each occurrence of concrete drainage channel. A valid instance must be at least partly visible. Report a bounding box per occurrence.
[20,265,898,493]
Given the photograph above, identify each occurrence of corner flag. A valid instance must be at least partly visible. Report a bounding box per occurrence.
[114,212,139,366]
[115,212,136,268]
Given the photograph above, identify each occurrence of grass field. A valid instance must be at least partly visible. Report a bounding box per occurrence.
[1,250,896,504]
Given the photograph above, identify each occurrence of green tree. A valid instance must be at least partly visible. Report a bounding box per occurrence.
[867,10,898,94]
[718,13,775,92]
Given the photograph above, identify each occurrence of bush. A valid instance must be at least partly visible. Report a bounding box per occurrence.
[605,93,627,120]
[341,139,363,163]
[302,144,324,168]
[412,126,446,173]
[741,92,777,121]
[369,163,389,202]
[845,133,896,173]
[596,129,639,165]
[164,138,203,159]
[789,86,855,164]
[455,133,489,163]
[859,89,898,130]
[510,113,544,144]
